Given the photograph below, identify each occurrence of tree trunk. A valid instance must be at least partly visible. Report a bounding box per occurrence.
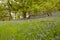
[8,11,12,20]
[47,13,52,16]
[7,0,12,20]
[23,11,26,19]
[27,12,30,19]
[47,13,50,16]
[27,15,30,19]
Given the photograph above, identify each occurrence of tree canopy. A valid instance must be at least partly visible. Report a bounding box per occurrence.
[0,0,60,20]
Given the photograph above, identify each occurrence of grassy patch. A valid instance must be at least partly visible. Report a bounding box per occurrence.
[0,16,60,40]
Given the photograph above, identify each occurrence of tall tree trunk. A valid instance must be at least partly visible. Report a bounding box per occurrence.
[7,0,12,20]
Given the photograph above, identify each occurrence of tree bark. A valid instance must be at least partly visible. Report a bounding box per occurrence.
[7,0,12,20]
[23,11,26,19]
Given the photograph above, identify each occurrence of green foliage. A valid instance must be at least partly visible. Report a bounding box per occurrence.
[0,0,60,20]
[0,2,9,20]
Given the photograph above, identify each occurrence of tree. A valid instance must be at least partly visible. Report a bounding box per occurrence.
[10,0,34,19]
[0,1,9,21]
[0,0,60,21]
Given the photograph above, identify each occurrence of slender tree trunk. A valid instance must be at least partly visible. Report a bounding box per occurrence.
[7,0,12,20]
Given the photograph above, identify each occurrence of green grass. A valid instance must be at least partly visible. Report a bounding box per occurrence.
[0,16,60,40]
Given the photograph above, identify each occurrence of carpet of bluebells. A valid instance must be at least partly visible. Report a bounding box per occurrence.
[0,16,60,40]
